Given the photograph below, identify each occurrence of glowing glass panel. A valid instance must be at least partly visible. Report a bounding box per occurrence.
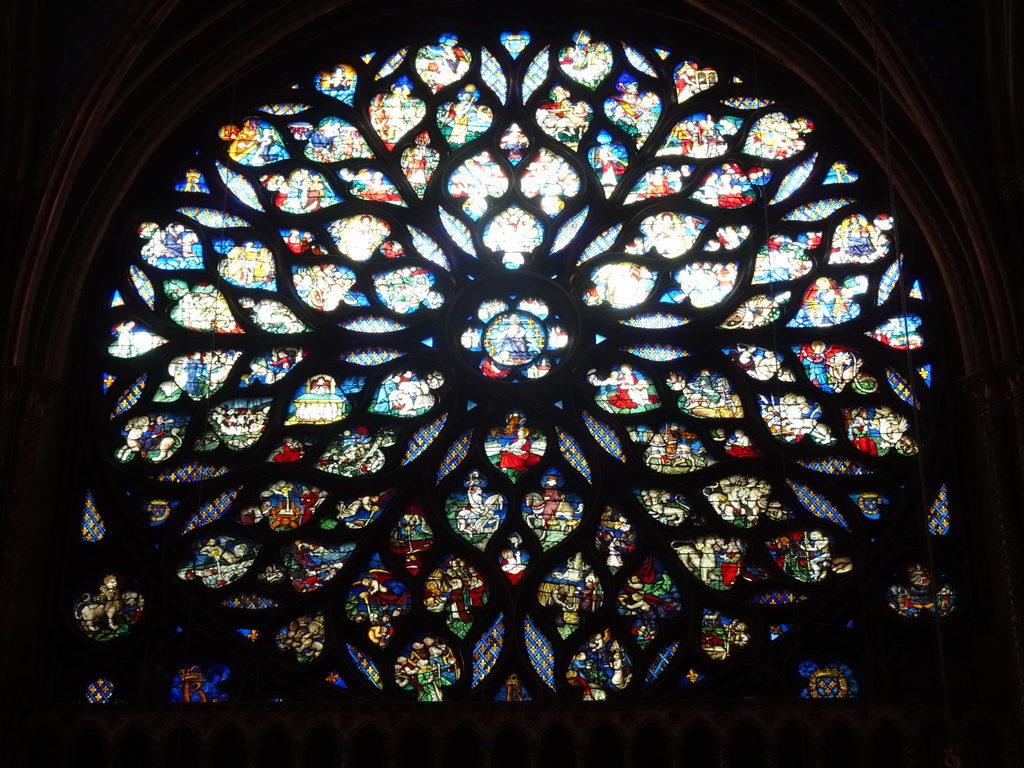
[341,316,407,332]
[799,662,858,699]
[342,348,405,366]
[415,35,471,93]
[743,112,813,159]
[81,491,105,542]
[751,591,806,605]
[374,48,407,80]
[85,678,115,704]
[577,223,623,266]
[220,118,289,166]
[787,276,868,328]
[437,429,474,482]
[174,169,209,193]
[675,61,718,102]
[784,199,854,222]
[605,72,662,148]
[589,132,629,197]
[626,164,692,204]
[480,48,507,103]
[348,645,383,689]
[215,162,264,211]
[129,265,156,308]
[867,315,924,350]
[337,168,406,206]
[177,207,249,228]
[887,564,957,618]
[769,152,817,204]
[690,163,766,208]
[258,103,309,115]
[657,114,740,159]
[369,76,425,150]
[622,43,657,76]
[720,96,772,109]
[482,207,544,267]
[558,31,613,89]
[221,594,277,609]
[788,481,849,531]
[550,208,589,253]
[622,344,688,361]
[536,85,592,150]
[663,261,736,307]
[501,31,530,58]
[155,464,230,483]
[314,64,358,104]
[824,161,858,184]
[439,208,479,256]
[407,224,451,270]
[886,368,919,408]
[928,484,950,536]
[403,414,448,465]
[520,149,581,215]
[524,615,556,690]
[620,313,687,329]
[580,411,625,461]
[522,46,550,103]
[182,489,239,533]
[557,428,592,482]
[472,614,505,687]
[110,374,147,419]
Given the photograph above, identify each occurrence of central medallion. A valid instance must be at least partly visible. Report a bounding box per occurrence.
[452,275,578,382]
[482,311,547,368]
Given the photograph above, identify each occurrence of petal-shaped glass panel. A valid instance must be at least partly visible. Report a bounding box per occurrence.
[604,72,661,148]
[369,76,425,149]
[415,34,472,92]
[535,85,592,150]
[262,169,341,212]
[566,631,632,699]
[743,112,814,159]
[438,86,493,147]
[178,535,260,588]
[448,151,509,219]
[558,31,613,88]
[520,148,581,215]
[657,113,741,158]
[538,552,603,637]
[424,555,489,637]
[674,61,719,102]
[345,555,411,647]
[220,118,289,166]
[582,262,657,309]
[313,63,357,104]
[303,117,374,163]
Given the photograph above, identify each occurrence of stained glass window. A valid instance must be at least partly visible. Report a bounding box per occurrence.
[83,26,945,702]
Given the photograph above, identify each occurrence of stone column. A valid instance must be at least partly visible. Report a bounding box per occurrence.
[964,365,1024,737]
[0,369,66,767]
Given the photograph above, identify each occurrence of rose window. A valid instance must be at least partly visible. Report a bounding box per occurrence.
[83,27,940,703]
